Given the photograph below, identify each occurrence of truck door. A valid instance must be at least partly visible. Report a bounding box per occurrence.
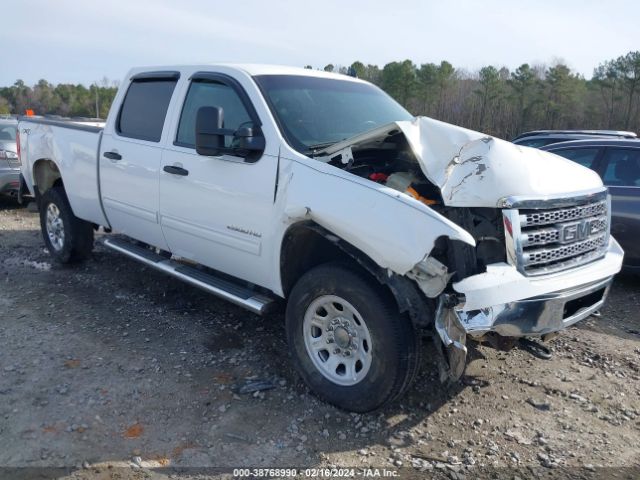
[159,72,278,288]
[100,72,179,250]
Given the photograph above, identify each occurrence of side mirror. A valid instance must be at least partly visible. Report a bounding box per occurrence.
[234,126,266,153]
[195,106,229,156]
[195,106,265,159]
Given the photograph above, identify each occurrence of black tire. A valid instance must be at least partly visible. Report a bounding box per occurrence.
[39,186,94,264]
[285,262,420,412]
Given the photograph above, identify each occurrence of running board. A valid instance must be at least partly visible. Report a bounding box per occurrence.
[103,237,277,315]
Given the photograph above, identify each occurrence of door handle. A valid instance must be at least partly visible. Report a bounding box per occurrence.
[163,165,189,176]
[103,151,122,161]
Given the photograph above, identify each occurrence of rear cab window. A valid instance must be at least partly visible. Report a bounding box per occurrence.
[117,72,179,142]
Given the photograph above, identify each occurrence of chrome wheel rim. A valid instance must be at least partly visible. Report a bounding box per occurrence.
[303,295,373,386]
[45,203,65,251]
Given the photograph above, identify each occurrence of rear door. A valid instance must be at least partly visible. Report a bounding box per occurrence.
[100,72,179,250]
[599,147,640,268]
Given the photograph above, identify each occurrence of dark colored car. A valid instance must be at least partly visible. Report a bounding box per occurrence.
[512,129,637,148]
[0,118,20,195]
[541,139,640,272]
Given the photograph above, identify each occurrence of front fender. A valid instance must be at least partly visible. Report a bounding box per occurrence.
[277,158,475,278]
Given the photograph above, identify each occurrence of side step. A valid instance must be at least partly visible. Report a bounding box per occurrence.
[103,237,277,315]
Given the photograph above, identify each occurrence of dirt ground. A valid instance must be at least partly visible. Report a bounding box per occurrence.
[0,195,639,480]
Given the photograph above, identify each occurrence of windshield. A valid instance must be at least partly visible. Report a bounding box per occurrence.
[254,75,413,154]
[0,122,17,142]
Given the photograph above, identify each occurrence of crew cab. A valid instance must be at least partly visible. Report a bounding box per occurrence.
[17,64,624,411]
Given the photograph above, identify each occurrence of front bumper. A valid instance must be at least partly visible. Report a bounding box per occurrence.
[0,168,20,193]
[434,237,622,380]
[456,276,612,338]
[447,237,622,338]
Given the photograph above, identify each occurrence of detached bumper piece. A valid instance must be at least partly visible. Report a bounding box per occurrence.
[434,276,612,381]
[434,295,468,382]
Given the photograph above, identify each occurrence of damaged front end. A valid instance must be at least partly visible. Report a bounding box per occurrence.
[310,116,622,382]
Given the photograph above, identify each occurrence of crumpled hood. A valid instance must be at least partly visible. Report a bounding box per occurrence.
[319,116,604,208]
[399,117,604,207]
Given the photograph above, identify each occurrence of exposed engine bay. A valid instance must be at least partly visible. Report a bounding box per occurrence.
[318,130,506,284]
[321,130,442,205]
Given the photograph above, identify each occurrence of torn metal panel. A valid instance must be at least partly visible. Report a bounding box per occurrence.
[315,146,354,166]
[406,256,452,298]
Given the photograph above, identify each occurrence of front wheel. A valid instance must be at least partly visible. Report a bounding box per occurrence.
[286,263,420,412]
[39,186,94,263]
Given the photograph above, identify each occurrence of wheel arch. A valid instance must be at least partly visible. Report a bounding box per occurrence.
[279,221,434,327]
[32,158,64,197]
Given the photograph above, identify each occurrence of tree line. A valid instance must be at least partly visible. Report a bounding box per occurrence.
[0,78,118,120]
[1,51,639,140]
[320,50,640,139]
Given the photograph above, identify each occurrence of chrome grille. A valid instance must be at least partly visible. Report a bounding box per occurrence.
[521,227,559,247]
[523,234,607,266]
[503,193,610,276]
[521,201,606,227]
[521,216,607,247]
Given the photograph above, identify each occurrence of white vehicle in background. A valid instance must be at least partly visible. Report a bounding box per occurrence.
[17,64,623,411]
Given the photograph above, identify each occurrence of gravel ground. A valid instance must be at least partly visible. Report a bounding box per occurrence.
[0,196,639,479]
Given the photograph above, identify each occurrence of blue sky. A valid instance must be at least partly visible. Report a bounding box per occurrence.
[2,0,639,86]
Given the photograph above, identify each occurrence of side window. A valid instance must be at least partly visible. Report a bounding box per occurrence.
[117,79,177,142]
[550,148,600,169]
[176,80,252,148]
[601,148,640,187]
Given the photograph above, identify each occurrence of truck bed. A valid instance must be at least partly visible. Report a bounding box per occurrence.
[19,117,109,227]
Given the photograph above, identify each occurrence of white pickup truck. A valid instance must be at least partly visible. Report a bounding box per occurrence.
[17,64,623,411]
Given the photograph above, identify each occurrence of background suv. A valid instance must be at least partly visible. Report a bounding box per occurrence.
[541,139,640,273]
[512,130,637,148]
[0,118,19,196]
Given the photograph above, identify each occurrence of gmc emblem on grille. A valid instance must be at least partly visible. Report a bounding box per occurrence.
[559,219,600,243]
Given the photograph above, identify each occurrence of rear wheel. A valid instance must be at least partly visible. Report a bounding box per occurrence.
[286,263,420,412]
[39,186,94,263]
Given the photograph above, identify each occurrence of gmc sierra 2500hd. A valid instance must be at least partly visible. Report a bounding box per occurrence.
[18,64,623,412]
